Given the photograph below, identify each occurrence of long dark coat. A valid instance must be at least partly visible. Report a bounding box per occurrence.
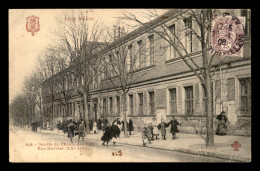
[101,125,121,143]
[128,120,134,131]
[67,123,75,138]
[78,123,85,137]
[168,119,179,133]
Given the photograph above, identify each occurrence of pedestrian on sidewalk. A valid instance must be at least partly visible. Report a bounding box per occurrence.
[57,121,61,133]
[35,122,38,132]
[147,123,154,141]
[93,121,97,134]
[168,116,179,139]
[31,121,35,132]
[113,118,122,131]
[121,119,128,135]
[142,126,152,146]
[102,117,109,132]
[158,119,169,140]
[78,120,86,142]
[67,119,75,143]
[216,111,228,136]
[152,118,159,140]
[97,118,102,130]
[101,123,120,146]
[128,119,134,135]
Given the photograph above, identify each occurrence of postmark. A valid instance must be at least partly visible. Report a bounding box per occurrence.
[26,15,40,36]
[210,15,245,57]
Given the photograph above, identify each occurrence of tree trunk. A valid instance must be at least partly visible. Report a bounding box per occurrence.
[203,61,214,146]
[122,91,128,137]
[205,76,214,146]
[201,9,214,146]
[83,92,90,134]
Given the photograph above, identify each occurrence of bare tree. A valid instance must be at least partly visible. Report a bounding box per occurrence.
[38,47,60,129]
[101,25,152,137]
[9,93,30,127]
[52,10,105,133]
[24,76,38,123]
[121,9,237,146]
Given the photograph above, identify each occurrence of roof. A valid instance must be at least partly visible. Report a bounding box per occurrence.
[100,9,183,53]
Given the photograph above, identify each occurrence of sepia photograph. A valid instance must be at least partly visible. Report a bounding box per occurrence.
[9,9,251,162]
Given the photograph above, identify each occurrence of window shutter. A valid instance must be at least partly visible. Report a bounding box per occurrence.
[227,78,235,101]
[194,83,200,114]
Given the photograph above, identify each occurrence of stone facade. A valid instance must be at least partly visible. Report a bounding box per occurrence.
[42,9,251,136]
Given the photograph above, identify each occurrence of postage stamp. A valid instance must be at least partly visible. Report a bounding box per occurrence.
[211,15,245,57]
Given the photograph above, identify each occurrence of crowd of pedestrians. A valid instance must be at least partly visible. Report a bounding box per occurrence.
[28,111,228,146]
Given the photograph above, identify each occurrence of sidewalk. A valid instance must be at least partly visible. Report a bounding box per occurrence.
[87,130,251,162]
[38,128,251,162]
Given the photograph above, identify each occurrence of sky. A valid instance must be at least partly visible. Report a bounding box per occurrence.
[9,9,168,103]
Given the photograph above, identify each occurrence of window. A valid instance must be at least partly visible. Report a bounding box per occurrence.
[148,35,154,65]
[185,86,193,115]
[129,94,133,115]
[183,17,193,53]
[149,91,155,115]
[240,78,251,114]
[138,93,143,115]
[169,88,177,114]
[109,97,113,116]
[116,96,120,115]
[169,24,176,58]
[137,40,144,68]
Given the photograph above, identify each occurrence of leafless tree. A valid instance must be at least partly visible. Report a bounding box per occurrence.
[9,93,30,127]
[121,9,237,146]
[51,10,105,133]
[101,25,152,137]
[37,47,60,129]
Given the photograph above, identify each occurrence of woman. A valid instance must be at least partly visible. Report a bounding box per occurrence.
[121,119,129,134]
[101,123,120,146]
[216,111,228,135]
[158,119,169,140]
[93,121,97,134]
[128,119,134,135]
[113,118,122,131]
[168,116,179,139]
[67,119,75,143]
[151,118,159,140]
[78,120,86,142]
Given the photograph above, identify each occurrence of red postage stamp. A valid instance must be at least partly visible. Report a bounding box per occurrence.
[26,15,40,36]
[211,15,245,57]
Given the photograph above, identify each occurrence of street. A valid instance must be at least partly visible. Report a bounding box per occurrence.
[9,127,235,162]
